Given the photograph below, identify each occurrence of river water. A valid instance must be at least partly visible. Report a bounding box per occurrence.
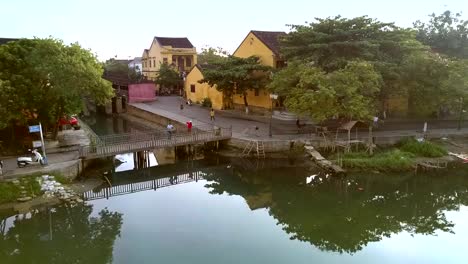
[2,114,467,263]
[1,155,468,264]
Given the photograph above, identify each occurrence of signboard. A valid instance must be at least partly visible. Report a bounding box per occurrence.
[29,125,41,133]
[32,140,42,148]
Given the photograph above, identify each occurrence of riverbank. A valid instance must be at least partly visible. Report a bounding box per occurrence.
[328,137,465,172]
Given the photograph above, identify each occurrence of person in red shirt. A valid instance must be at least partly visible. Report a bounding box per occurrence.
[187,120,193,133]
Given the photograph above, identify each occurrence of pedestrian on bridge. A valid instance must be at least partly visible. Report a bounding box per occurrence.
[210,108,215,121]
[187,120,193,133]
[167,123,174,139]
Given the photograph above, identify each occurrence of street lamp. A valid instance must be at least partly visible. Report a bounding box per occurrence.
[269,94,278,137]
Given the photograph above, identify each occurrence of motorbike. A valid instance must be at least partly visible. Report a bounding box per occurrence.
[17,149,45,168]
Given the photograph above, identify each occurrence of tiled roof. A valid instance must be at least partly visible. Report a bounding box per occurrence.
[154,37,194,48]
[0,38,20,45]
[251,31,286,56]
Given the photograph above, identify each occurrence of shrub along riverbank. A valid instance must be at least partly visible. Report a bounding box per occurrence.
[333,138,449,171]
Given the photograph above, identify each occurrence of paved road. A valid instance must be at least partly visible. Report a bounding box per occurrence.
[137,96,468,140]
[141,97,272,138]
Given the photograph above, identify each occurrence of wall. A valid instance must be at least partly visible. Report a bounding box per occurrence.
[184,66,224,110]
[126,104,186,131]
[234,32,275,67]
[128,83,157,103]
[233,89,272,111]
[232,32,274,110]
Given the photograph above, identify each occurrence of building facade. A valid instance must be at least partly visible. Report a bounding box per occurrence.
[142,37,197,80]
[232,30,286,112]
[184,64,224,110]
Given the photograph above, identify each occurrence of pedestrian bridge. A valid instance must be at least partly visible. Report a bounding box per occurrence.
[78,125,232,159]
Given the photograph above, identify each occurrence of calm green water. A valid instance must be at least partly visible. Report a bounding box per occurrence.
[1,158,468,264]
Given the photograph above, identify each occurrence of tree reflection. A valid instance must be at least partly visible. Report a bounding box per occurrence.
[205,164,468,254]
[0,204,123,264]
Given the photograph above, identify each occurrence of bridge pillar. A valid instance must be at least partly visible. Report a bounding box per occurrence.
[115,97,123,114]
[105,101,113,115]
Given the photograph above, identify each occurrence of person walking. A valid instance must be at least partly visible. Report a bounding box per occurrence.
[187,120,193,133]
[210,108,215,121]
[180,103,184,111]
[167,123,174,139]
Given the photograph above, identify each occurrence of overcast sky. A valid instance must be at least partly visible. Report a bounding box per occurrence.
[1,0,466,60]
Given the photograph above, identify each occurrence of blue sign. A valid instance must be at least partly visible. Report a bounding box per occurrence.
[29,125,40,133]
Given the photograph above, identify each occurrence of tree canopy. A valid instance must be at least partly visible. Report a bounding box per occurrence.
[270,14,468,120]
[154,63,182,90]
[197,47,229,65]
[414,10,468,59]
[0,38,114,129]
[104,58,142,83]
[200,55,271,111]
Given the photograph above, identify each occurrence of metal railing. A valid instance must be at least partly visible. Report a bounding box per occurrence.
[78,125,232,159]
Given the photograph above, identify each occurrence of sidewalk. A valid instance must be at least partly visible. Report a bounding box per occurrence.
[136,96,273,139]
[133,96,468,142]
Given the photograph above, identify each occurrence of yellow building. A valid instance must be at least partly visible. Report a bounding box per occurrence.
[184,65,224,110]
[141,37,197,80]
[232,30,286,113]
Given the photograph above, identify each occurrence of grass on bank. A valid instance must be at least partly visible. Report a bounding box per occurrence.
[398,138,447,157]
[0,176,41,204]
[334,138,448,171]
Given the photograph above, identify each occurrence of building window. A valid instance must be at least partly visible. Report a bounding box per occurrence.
[150,60,152,68]
[153,60,156,67]
[163,58,168,64]
[190,84,196,93]
[254,89,259,96]
[186,57,192,68]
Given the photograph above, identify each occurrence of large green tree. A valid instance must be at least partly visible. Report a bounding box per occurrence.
[272,15,464,120]
[269,61,381,121]
[104,58,142,83]
[154,63,182,93]
[200,56,272,112]
[0,38,114,130]
[414,10,468,59]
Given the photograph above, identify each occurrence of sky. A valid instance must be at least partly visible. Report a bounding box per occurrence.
[1,0,467,61]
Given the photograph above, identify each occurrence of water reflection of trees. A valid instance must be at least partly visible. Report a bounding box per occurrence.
[0,204,123,264]
[205,164,468,254]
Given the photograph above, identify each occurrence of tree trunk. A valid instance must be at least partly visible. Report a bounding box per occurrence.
[243,92,249,114]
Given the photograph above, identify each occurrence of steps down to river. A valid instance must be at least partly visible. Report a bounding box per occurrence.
[304,145,346,175]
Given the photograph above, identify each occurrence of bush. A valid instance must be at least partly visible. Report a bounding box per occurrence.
[201,97,212,108]
[398,138,447,157]
[340,149,415,171]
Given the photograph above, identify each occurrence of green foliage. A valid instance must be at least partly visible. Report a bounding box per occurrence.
[281,16,423,72]
[197,47,229,65]
[201,97,212,107]
[154,63,181,88]
[0,38,114,129]
[269,60,381,121]
[398,138,447,157]
[414,10,468,59]
[340,149,415,171]
[200,56,272,110]
[104,58,142,82]
[0,176,41,204]
[273,14,468,119]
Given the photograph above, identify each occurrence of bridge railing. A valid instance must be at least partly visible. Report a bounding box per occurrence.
[78,126,232,158]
